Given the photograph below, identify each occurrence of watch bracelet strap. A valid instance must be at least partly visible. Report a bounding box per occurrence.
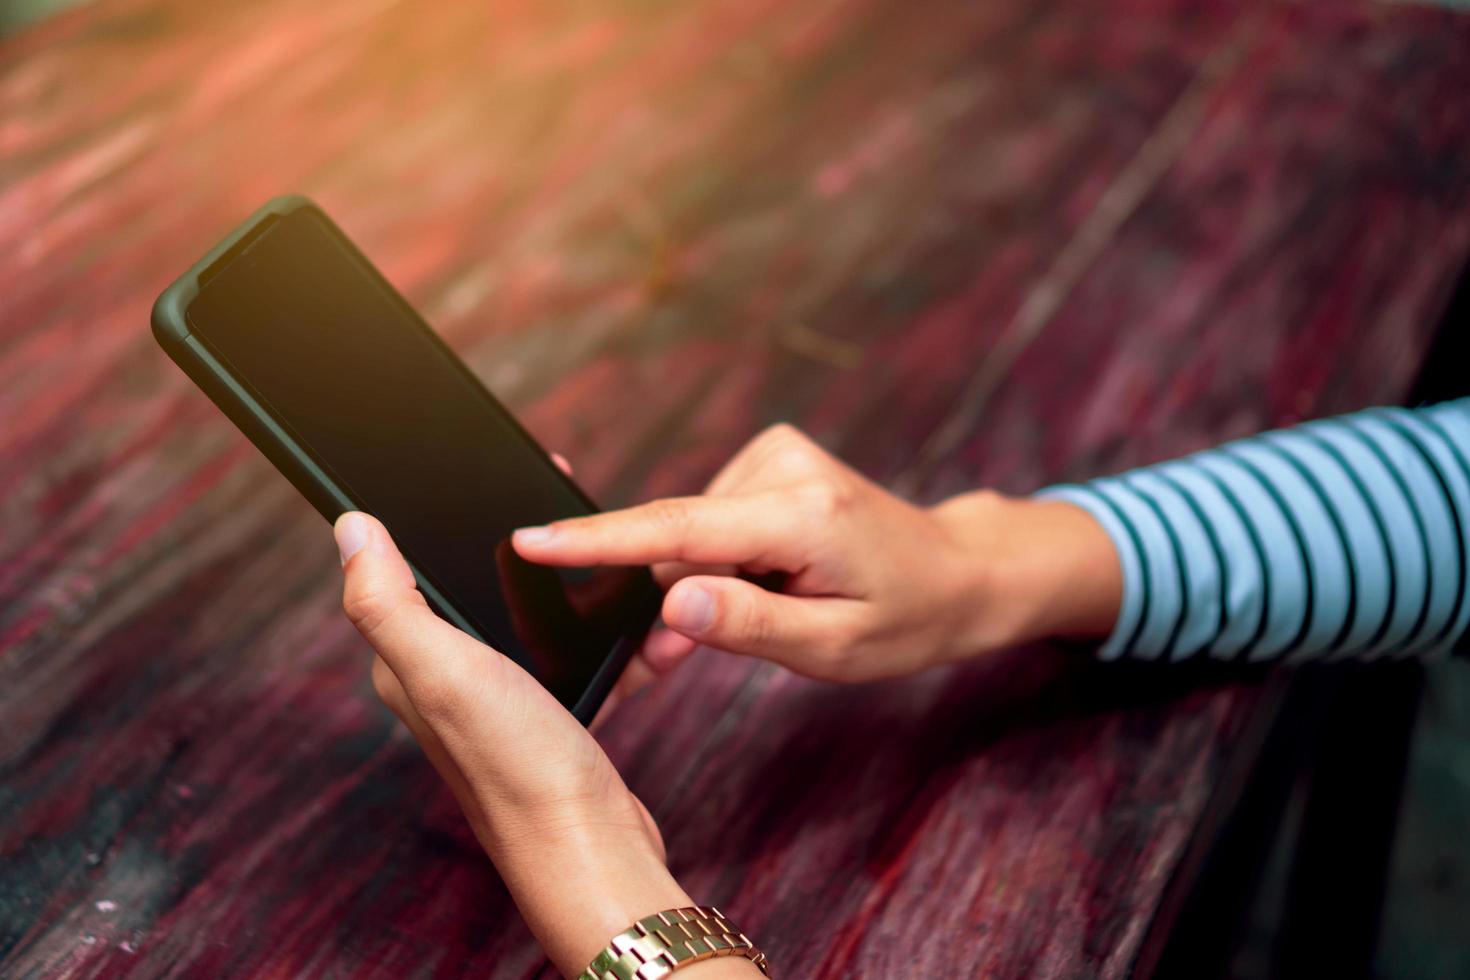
[577,905,770,980]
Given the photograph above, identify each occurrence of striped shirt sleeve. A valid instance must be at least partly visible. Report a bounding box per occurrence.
[1039,398,1470,662]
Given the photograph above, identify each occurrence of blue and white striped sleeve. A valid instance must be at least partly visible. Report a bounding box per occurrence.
[1040,398,1470,663]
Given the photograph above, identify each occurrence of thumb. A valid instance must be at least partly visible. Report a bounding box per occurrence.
[335,512,497,710]
[659,575,858,673]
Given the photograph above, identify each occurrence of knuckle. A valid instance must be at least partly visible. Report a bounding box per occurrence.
[406,660,478,720]
[772,446,816,477]
[757,425,816,467]
[344,580,431,643]
[840,609,880,648]
[756,422,801,447]
[797,479,851,519]
[343,583,400,638]
[812,630,848,662]
[734,598,777,650]
[646,499,692,536]
[812,640,858,679]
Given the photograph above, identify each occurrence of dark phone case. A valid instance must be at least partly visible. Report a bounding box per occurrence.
[151,195,642,725]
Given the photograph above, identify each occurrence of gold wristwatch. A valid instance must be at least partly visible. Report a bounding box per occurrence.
[577,906,770,979]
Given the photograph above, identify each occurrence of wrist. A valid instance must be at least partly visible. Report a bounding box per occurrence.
[1018,495,1123,640]
[489,811,768,978]
[931,490,1121,653]
[490,816,692,977]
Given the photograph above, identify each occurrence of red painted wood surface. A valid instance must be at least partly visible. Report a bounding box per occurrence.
[3,0,1469,976]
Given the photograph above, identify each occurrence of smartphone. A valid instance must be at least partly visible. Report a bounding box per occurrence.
[152,195,659,724]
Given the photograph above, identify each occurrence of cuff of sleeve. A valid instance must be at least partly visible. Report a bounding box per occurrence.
[1036,484,1142,661]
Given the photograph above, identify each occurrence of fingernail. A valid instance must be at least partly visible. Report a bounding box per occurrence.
[334,512,371,566]
[513,526,556,547]
[666,584,715,633]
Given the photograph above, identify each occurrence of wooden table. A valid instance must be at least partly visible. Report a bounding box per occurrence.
[3,0,1469,975]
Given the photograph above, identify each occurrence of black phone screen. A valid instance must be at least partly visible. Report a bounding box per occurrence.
[185,207,657,711]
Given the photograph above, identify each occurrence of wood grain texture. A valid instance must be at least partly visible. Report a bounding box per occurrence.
[2,0,1468,976]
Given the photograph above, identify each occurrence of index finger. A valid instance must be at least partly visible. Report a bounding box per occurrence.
[512,492,807,570]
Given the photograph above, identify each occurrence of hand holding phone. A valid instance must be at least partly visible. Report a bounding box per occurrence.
[332,510,705,977]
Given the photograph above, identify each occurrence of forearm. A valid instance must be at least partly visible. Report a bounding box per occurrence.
[931,490,1123,652]
[494,822,764,979]
[971,399,1470,663]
